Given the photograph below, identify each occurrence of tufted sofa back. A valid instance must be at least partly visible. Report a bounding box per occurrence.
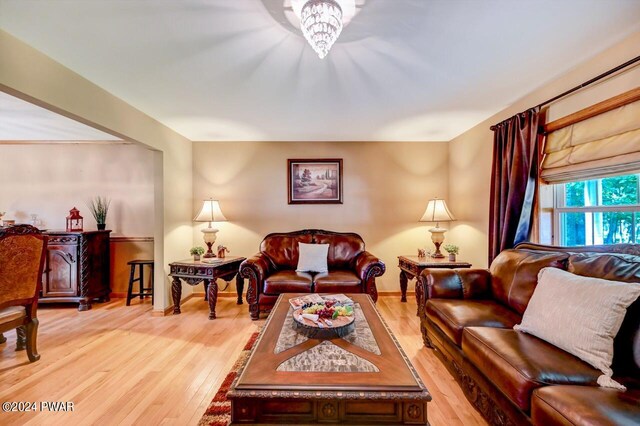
[260,229,365,270]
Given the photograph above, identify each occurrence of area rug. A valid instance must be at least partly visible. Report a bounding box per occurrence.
[198,332,259,426]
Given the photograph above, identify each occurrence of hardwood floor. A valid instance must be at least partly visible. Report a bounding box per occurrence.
[0,296,486,426]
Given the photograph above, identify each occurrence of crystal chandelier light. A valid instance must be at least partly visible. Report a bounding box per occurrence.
[299,0,343,59]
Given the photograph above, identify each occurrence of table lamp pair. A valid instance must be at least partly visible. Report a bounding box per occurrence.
[195,197,455,259]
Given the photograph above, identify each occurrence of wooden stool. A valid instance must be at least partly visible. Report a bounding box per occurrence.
[126,260,154,306]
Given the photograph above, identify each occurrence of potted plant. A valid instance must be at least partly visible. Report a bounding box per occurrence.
[443,244,459,262]
[88,196,111,230]
[190,246,205,261]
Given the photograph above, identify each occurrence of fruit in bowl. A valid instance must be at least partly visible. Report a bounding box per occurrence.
[302,302,353,319]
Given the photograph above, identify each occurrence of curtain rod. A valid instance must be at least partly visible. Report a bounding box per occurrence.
[490,54,640,131]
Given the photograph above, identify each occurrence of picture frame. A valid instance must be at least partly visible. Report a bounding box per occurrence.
[287,159,343,204]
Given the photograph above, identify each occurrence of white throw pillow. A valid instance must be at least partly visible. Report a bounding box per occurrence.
[514,267,640,390]
[296,243,329,273]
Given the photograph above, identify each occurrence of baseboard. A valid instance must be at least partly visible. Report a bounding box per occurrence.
[378,291,415,297]
[151,305,175,317]
[146,291,412,314]
[192,291,239,298]
[150,294,195,316]
[191,291,414,298]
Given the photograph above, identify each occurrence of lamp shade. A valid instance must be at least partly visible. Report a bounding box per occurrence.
[194,199,227,223]
[419,198,456,223]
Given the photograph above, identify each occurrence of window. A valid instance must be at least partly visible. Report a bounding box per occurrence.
[552,173,640,246]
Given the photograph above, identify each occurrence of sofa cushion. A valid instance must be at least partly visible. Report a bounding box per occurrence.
[313,270,361,293]
[462,327,601,411]
[490,249,568,314]
[263,270,313,294]
[531,386,640,426]
[260,233,313,269]
[314,231,365,270]
[425,299,521,347]
[514,267,640,390]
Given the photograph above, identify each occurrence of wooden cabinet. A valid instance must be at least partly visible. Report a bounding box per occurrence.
[41,230,111,311]
[44,243,78,297]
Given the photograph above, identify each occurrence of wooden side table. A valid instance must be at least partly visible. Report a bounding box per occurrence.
[398,255,472,302]
[169,256,246,319]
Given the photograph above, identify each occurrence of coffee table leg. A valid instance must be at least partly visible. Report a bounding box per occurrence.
[400,270,408,302]
[236,273,244,305]
[207,279,218,320]
[203,280,209,301]
[172,277,182,314]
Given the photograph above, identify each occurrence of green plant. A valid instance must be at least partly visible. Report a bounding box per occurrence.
[190,246,205,256]
[443,244,459,255]
[87,196,111,224]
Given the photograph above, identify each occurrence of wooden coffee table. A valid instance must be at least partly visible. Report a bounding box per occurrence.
[228,293,431,425]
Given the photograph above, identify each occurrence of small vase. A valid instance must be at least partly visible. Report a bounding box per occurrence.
[448,253,456,262]
[97,223,106,230]
[194,255,201,261]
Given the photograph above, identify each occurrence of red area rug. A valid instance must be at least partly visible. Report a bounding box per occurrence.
[198,332,259,426]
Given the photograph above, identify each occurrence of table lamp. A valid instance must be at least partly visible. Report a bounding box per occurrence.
[419,198,456,258]
[194,198,227,258]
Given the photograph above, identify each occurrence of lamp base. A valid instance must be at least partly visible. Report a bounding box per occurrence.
[201,227,219,258]
[429,227,447,259]
[431,244,445,258]
[203,242,216,258]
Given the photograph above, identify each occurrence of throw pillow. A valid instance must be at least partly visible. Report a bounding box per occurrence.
[296,243,329,273]
[514,267,640,390]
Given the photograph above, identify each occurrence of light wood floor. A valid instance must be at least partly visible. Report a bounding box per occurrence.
[0,296,486,426]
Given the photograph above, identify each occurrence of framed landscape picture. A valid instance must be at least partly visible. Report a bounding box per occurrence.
[288,159,343,204]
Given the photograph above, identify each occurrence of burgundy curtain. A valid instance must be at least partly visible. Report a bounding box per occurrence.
[489,107,541,264]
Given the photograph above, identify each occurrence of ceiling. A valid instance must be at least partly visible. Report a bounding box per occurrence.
[0,92,121,141]
[0,0,639,142]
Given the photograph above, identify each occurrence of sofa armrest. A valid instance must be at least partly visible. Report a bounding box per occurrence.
[416,268,491,319]
[355,251,386,302]
[239,254,272,306]
[420,268,491,300]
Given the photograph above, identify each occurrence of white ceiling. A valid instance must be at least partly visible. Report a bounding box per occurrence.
[1,0,639,142]
[0,92,121,141]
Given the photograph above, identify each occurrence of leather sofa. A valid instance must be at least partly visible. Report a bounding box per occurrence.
[240,229,385,320]
[416,242,640,425]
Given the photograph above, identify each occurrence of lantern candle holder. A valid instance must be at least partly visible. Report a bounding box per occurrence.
[66,207,83,232]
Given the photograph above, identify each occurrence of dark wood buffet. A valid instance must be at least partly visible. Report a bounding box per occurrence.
[40,230,111,311]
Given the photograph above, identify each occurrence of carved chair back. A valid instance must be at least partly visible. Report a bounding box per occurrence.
[0,225,47,317]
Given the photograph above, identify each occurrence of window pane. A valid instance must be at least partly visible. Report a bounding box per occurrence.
[601,211,634,244]
[601,175,638,206]
[564,181,586,207]
[561,212,586,246]
[636,213,640,244]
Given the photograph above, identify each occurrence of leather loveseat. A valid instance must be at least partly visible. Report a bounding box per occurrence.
[240,229,385,320]
[416,242,640,425]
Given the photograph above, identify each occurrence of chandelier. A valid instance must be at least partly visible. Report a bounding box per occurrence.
[299,0,343,59]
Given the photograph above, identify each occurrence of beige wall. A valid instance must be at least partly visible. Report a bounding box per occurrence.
[447,31,640,269]
[0,143,154,235]
[193,142,449,294]
[0,143,156,296]
[0,30,193,311]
